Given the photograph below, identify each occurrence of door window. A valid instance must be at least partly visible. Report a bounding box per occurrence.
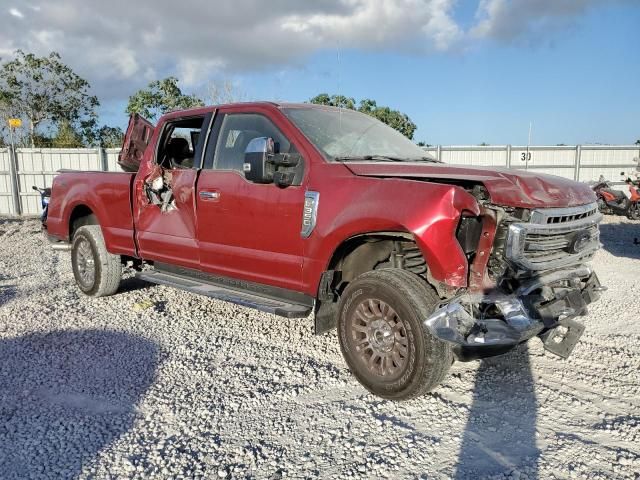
[213,114,291,171]
[157,117,205,169]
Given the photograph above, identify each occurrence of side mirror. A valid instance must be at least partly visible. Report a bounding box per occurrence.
[243,137,275,184]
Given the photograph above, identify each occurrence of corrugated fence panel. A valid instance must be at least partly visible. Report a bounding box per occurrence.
[441,146,508,166]
[0,149,15,215]
[423,147,438,158]
[509,146,576,178]
[1,145,639,216]
[580,146,640,166]
[16,149,102,215]
[512,146,577,167]
[578,146,640,183]
[511,146,576,179]
[106,149,122,172]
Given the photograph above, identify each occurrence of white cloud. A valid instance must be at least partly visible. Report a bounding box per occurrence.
[9,8,24,19]
[104,46,139,78]
[0,0,631,103]
[280,0,462,51]
[0,0,462,100]
[471,0,628,41]
[178,58,226,87]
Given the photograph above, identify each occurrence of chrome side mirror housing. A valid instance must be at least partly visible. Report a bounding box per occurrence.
[243,137,275,184]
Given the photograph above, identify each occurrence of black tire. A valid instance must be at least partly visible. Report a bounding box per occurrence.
[628,203,640,220]
[337,269,453,400]
[71,225,122,297]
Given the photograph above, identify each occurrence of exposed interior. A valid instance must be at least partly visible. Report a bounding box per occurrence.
[156,117,205,170]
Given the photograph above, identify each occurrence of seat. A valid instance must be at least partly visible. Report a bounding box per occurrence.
[166,137,193,168]
[602,188,625,200]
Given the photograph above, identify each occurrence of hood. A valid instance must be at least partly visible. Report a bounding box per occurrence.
[343,162,596,209]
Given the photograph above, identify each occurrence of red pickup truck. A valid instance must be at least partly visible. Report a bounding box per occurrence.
[46,102,604,400]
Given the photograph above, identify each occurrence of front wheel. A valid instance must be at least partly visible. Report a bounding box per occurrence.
[337,269,453,400]
[71,225,122,297]
[628,203,640,220]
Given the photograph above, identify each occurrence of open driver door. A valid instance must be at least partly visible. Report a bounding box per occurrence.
[118,114,154,172]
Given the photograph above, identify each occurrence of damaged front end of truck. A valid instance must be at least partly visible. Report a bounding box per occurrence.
[426,200,605,361]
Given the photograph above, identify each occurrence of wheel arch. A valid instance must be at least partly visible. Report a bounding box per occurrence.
[326,230,419,291]
[68,203,99,240]
[313,230,433,335]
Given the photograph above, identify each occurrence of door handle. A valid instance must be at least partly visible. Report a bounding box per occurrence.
[199,190,220,201]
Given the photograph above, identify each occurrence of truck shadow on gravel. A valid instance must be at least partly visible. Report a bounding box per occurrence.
[455,344,540,479]
[118,275,154,294]
[0,273,17,306]
[598,222,640,259]
[0,329,159,479]
[0,284,18,306]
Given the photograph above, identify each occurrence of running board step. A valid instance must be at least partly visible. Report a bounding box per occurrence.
[136,270,312,319]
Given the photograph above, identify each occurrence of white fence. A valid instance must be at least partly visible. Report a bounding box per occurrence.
[0,147,121,216]
[1,145,639,216]
[423,145,640,183]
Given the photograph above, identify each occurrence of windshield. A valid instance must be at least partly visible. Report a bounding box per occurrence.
[282,106,435,162]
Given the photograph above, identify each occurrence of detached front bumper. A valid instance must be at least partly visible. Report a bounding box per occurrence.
[424,266,604,361]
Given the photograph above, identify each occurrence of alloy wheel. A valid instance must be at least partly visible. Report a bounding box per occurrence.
[347,298,409,379]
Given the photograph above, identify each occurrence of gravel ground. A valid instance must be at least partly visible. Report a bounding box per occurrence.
[0,216,639,480]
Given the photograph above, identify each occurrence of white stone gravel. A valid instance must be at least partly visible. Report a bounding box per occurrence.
[0,216,639,479]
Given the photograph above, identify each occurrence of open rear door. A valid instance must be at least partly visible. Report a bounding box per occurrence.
[118,114,154,172]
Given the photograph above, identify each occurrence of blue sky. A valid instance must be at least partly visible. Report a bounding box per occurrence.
[1,0,639,145]
[216,3,640,145]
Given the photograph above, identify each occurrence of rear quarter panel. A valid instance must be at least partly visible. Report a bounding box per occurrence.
[47,171,136,256]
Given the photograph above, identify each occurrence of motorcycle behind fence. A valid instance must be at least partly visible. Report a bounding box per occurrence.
[591,172,640,220]
[32,185,51,227]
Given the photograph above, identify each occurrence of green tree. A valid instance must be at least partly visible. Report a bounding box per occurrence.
[0,50,99,147]
[51,121,84,148]
[309,93,356,110]
[309,93,417,139]
[126,77,204,122]
[96,125,124,148]
[31,133,53,148]
[635,139,640,145]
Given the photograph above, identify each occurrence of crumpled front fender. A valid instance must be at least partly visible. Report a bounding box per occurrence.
[410,186,480,288]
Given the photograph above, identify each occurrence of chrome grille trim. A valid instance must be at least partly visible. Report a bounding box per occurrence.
[506,202,602,271]
[529,203,599,224]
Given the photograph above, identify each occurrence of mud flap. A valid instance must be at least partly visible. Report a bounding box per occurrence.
[540,317,586,358]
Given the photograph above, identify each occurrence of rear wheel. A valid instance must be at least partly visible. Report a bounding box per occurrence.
[71,225,122,297]
[628,203,640,220]
[337,269,453,400]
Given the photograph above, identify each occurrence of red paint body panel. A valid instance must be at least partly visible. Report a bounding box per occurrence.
[196,170,305,290]
[302,162,480,293]
[119,114,154,172]
[135,168,199,268]
[46,102,599,301]
[343,162,597,208]
[47,171,136,256]
[190,103,314,290]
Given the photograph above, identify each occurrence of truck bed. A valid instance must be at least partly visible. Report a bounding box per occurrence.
[46,171,137,257]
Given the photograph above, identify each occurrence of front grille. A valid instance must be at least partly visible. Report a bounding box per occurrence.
[542,208,598,224]
[522,224,599,267]
[529,204,600,225]
[506,203,602,271]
